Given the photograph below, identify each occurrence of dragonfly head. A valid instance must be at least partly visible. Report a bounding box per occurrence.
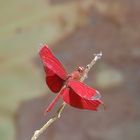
[77,66,85,73]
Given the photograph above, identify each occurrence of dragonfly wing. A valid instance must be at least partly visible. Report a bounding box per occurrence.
[62,80,103,110]
[39,44,67,93]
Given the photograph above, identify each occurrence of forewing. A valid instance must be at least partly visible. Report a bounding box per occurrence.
[39,44,67,93]
[62,80,102,110]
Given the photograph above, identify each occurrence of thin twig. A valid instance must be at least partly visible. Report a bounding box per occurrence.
[31,102,66,140]
[31,52,102,140]
[80,52,102,82]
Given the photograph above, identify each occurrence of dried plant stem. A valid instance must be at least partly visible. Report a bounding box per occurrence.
[31,52,102,140]
[31,102,66,140]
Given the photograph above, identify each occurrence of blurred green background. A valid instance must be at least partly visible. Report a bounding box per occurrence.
[0,0,140,140]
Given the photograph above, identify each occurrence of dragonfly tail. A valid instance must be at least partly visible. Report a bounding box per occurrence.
[44,88,65,116]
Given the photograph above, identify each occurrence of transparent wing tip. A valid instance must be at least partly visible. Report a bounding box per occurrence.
[91,90,101,100]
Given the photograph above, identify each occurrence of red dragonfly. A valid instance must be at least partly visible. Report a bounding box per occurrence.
[39,44,103,114]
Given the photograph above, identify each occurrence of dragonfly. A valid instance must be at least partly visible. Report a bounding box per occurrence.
[39,44,103,114]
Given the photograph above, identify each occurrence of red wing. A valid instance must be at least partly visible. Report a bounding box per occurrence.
[62,80,103,110]
[39,44,67,93]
